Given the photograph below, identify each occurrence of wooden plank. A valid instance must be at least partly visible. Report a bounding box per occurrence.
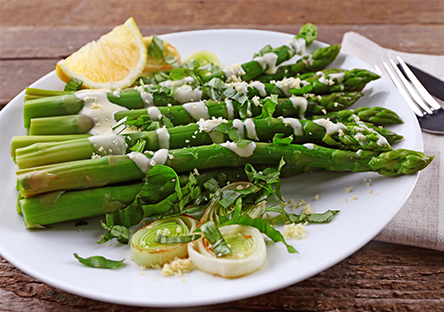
[1,241,444,311]
[1,0,444,26]
[2,25,443,60]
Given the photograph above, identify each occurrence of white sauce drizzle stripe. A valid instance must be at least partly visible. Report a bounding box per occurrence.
[285,37,306,55]
[225,99,234,120]
[156,127,170,149]
[128,152,151,174]
[173,85,203,103]
[127,149,169,174]
[303,143,315,150]
[220,141,256,158]
[253,53,279,74]
[244,119,259,140]
[183,101,210,121]
[134,86,154,107]
[249,81,267,97]
[282,118,304,136]
[290,95,308,119]
[88,135,127,155]
[232,119,245,138]
[147,106,162,121]
[151,149,169,166]
[76,90,127,136]
[313,118,347,136]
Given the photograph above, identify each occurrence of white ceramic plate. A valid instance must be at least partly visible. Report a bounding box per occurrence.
[0,29,422,307]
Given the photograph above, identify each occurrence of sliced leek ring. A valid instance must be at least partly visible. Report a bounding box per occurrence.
[188,224,266,278]
[131,215,197,267]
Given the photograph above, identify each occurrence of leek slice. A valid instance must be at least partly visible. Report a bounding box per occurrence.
[131,215,198,267]
[188,224,266,278]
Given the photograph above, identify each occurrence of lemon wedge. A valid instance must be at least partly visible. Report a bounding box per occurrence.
[142,36,181,75]
[56,17,147,90]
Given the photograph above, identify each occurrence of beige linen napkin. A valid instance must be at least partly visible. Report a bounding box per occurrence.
[341,32,444,251]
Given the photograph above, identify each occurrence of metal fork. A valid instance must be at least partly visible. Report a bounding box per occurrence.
[375,56,444,134]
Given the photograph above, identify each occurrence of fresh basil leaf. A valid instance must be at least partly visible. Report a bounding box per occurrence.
[200,221,231,257]
[273,133,293,145]
[153,234,201,244]
[73,253,124,269]
[148,35,164,60]
[265,205,339,224]
[97,220,130,245]
[129,139,146,153]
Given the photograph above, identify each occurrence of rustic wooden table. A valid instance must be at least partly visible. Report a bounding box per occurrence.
[1,1,444,311]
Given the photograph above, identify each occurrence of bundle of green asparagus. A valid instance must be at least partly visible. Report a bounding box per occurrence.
[10,23,433,240]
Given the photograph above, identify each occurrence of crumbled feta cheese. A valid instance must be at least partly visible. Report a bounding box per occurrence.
[283,223,307,239]
[161,257,194,277]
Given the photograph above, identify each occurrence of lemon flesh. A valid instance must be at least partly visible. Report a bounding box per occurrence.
[56,17,147,90]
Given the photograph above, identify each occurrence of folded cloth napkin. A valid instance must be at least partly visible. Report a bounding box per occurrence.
[341,32,444,251]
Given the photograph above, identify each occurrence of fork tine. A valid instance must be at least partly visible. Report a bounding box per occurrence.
[396,56,442,110]
[388,59,434,115]
[381,61,424,117]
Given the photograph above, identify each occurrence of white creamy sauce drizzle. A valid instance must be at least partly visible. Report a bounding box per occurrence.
[183,101,210,120]
[329,72,345,83]
[156,127,170,149]
[282,118,304,136]
[127,152,150,174]
[221,141,256,158]
[244,118,259,140]
[88,135,127,155]
[147,106,162,121]
[290,95,308,119]
[233,119,245,138]
[76,90,127,136]
[249,81,267,97]
[303,143,315,150]
[160,77,195,88]
[285,37,306,55]
[313,118,347,135]
[354,121,388,147]
[151,149,169,166]
[134,86,154,107]
[225,99,234,120]
[254,53,278,74]
[173,85,203,103]
[127,149,169,174]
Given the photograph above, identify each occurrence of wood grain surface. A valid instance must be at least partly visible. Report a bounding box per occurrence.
[1,0,444,311]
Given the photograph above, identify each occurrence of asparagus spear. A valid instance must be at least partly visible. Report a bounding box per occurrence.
[23,89,147,128]
[311,106,404,126]
[10,134,91,162]
[16,142,433,198]
[19,183,144,228]
[29,114,94,135]
[18,166,249,228]
[26,91,365,135]
[114,92,365,127]
[255,44,341,83]
[238,23,317,81]
[16,114,403,169]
